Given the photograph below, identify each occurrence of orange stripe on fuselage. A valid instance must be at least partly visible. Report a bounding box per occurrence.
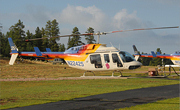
[64,44,101,61]
[141,55,180,61]
[14,44,101,61]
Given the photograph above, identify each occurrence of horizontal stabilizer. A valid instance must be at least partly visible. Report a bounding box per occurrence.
[34,47,42,56]
[9,54,18,65]
[157,52,161,55]
[151,51,156,57]
[46,48,51,52]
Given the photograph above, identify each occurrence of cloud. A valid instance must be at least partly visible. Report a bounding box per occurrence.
[112,9,144,30]
[57,5,148,33]
[1,4,179,54]
[58,5,109,31]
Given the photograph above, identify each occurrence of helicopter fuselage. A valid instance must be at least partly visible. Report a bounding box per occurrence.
[63,44,142,71]
[9,37,142,71]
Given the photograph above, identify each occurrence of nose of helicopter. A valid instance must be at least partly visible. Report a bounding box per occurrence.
[126,61,142,70]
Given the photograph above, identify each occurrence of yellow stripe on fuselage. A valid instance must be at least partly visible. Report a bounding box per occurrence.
[64,44,101,61]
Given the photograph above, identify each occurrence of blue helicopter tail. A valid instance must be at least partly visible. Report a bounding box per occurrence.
[8,37,19,65]
[8,37,19,53]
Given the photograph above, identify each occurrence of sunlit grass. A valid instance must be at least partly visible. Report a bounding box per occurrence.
[1,78,179,109]
[1,60,179,79]
[0,58,179,109]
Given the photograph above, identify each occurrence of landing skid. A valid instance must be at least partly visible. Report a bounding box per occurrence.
[81,70,131,77]
[112,70,131,77]
[112,70,123,77]
[167,66,180,76]
[81,71,95,77]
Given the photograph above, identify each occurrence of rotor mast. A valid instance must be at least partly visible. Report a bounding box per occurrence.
[97,31,100,44]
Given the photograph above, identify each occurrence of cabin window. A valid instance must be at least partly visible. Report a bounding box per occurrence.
[90,54,102,68]
[112,53,123,67]
[104,54,110,63]
[119,51,135,62]
[92,45,95,49]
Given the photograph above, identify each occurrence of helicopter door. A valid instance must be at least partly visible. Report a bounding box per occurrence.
[104,54,110,69]
[90,54,103,68]
[112,53,123,67]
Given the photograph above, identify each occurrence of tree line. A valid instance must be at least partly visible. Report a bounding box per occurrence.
[0,19,173,66]
[137,48,173,66]
[0,19,96,57]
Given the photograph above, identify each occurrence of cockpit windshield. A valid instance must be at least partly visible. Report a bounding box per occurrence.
[119,51,136,62]
[172,51,180,55]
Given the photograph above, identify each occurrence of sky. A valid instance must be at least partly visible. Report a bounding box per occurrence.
[0,0,180,54]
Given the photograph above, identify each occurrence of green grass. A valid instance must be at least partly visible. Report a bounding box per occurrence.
[118,97,180,110]
[1,63,179,79]
[0,78,179,109]
[0,58,180,109]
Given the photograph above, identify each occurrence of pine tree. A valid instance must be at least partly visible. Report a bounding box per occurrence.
[8,19,26,51]
[85,27,96,44]
[149,48,163,66]
[45,19,60,51]
[140,52,152,66]
[67,27,83,49]
[41,27,49,51]
[33,27,43,50]
[59,43,65,52]
[0,32,10,57]
[25,30,34,51]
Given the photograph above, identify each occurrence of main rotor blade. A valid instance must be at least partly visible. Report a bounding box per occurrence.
[25,33,94,41]
[105,26,179,34]
[25,26,179,41]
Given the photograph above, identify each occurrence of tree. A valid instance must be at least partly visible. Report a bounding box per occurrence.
[85,27,96,44]
[45,19,60,51]
[33,27,43,50]
[41,27,49,51]
[0,32,10,57]
[149,48,163,66]
[25,30,34,51]
[67,27,83,49]
[8,19,26,51]
[140,52,152,66]
[59,43,65,52]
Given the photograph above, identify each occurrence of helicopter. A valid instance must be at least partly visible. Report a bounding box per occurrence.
[8,26,179,77]
[133,45,180,66]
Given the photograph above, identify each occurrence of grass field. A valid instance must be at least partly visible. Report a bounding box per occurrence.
[1,78,179,109]
[1,58,179,79]
[0,58,180,109]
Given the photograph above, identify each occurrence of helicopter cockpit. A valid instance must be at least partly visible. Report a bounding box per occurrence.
[87,49,141,71]
[119,51,136,62]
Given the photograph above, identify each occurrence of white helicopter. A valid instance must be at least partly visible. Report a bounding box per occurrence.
[9,26,179,76]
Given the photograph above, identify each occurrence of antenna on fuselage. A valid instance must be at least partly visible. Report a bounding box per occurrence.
[110,42,114,47]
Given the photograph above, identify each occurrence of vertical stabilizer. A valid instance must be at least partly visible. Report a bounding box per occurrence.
[46,48,51,52]
[34,47,42,56]
[133,45,140,61]
[8,37,19,65]
[8,37,18,53]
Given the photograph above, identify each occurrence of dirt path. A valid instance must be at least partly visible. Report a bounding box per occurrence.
[0,76,129,81]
